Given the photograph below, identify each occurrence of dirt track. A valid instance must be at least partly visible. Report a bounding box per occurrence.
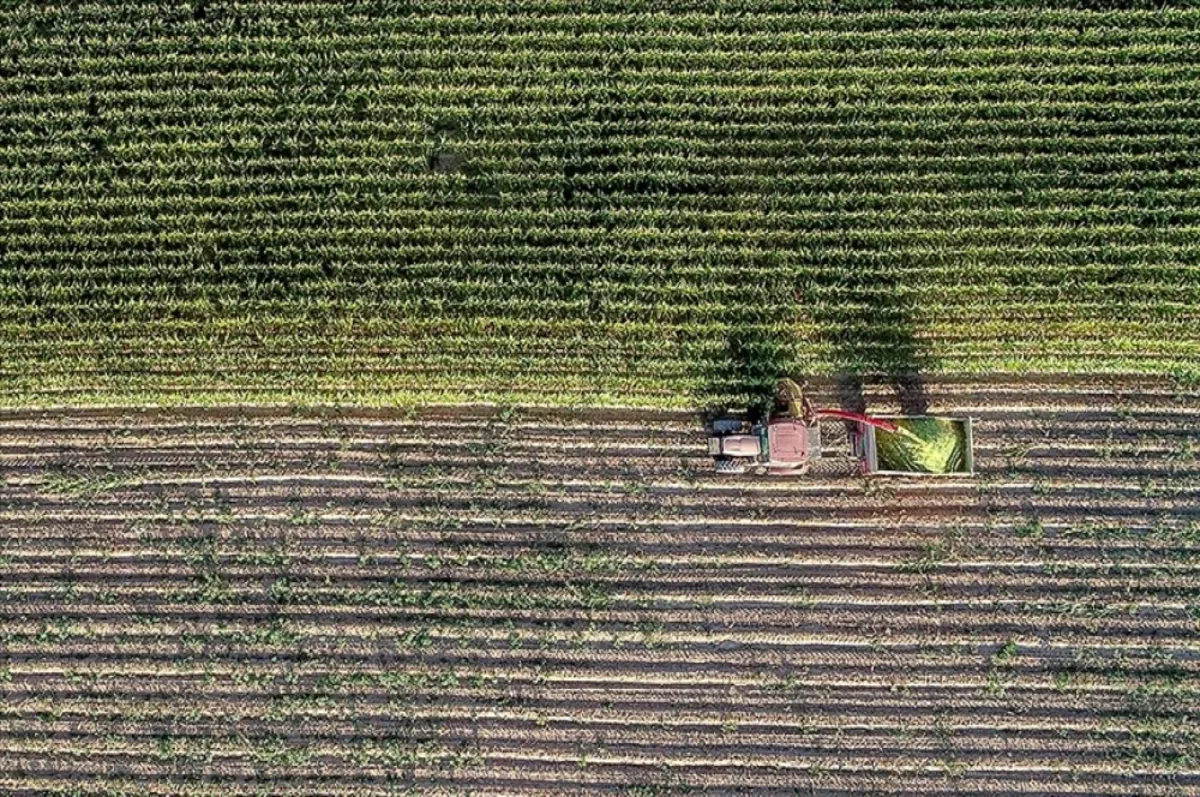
[2,377,1199,795]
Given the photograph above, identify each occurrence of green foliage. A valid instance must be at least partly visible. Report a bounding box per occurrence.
[2,2,1199,408]
[899,526,968,574]
[993,639,1019,666]
[1014,517,1044,539]
[40,469,134,499]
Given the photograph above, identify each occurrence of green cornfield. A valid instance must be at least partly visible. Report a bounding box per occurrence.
[2,1,1199,408]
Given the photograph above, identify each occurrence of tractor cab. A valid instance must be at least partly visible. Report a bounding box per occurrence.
[768,417,810,462]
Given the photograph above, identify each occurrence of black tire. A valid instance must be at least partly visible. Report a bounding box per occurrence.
[714,458,748,475]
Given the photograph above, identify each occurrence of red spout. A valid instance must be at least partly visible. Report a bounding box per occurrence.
[814,409,900,433]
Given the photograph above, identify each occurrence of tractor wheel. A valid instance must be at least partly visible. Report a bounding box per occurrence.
[714,458,748,475]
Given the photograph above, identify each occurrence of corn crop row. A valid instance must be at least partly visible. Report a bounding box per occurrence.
[1,1,1198,406]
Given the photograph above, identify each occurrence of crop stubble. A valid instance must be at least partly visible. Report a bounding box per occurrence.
[0,376,1197,794]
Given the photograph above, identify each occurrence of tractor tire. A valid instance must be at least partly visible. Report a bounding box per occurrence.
[714,458,748,475]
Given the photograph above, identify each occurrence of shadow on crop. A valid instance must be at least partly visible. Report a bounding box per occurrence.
[693,260,930,419]
[700,325,796,422]
[691,267,799,422]
[813,260,931,416]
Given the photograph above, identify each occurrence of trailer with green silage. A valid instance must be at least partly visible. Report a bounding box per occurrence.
[851,415,974,476]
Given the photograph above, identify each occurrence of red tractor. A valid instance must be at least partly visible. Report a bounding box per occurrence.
[707,379,974,477]
[706,379,820,476]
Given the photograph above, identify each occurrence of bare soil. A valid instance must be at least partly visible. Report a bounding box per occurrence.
[1,377,1199,794]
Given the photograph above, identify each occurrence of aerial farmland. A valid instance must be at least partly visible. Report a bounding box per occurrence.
[2,1,1200,794]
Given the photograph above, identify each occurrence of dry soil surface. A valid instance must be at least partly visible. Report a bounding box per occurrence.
[1,376,1199,795]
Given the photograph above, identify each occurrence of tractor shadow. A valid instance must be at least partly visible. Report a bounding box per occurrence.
[814,260,931,417]
[833,372,930,416]
[695,324,796,428]
[691,262,802,427]
[693,261,930,423]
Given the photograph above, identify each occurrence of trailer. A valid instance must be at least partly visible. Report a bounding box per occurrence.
[851,415,974,476]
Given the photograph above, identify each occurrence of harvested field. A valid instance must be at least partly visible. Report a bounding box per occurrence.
[2,376,1199,794]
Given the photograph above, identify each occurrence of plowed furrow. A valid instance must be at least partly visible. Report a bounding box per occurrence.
[4,382,1200,791]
